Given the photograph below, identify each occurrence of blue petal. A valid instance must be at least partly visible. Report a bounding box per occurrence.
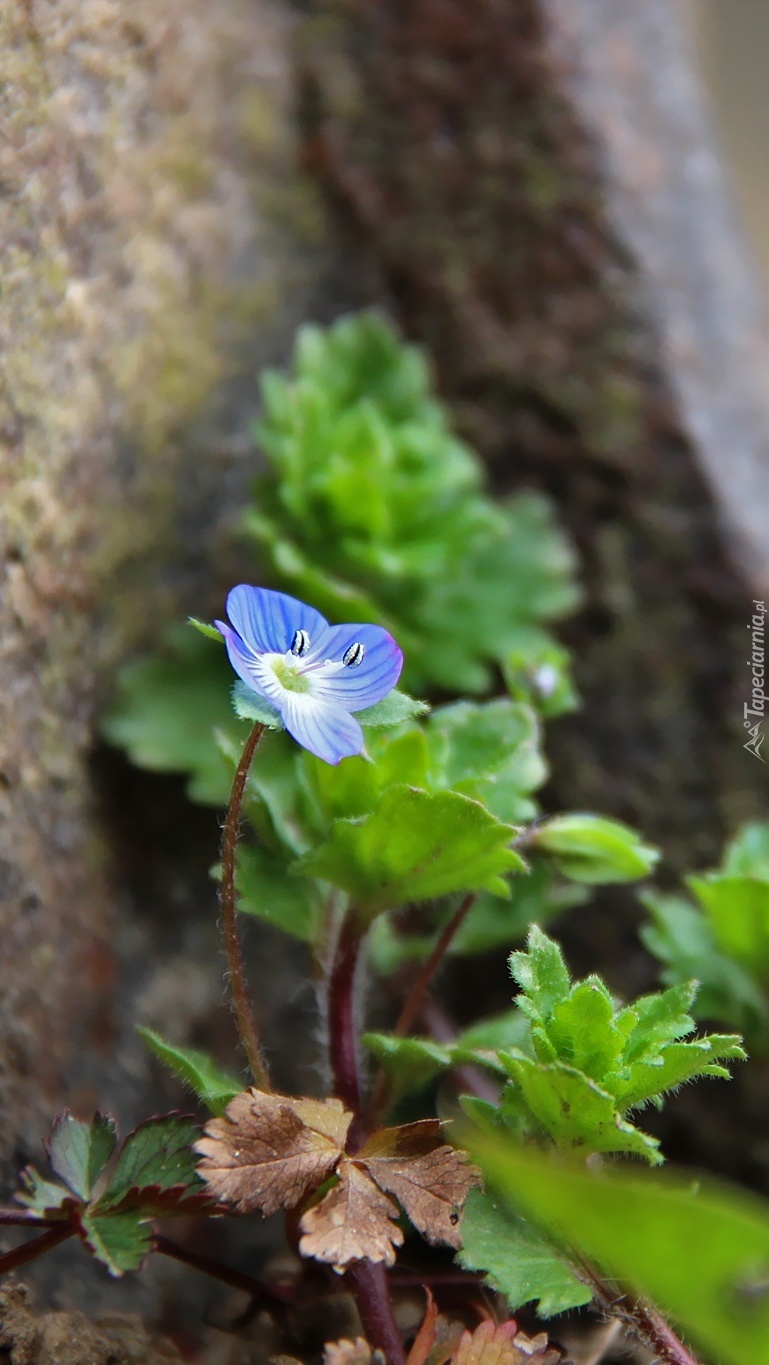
[280,694,364,765]
[215,622,276,701]
[226,585,328,655]
[310,624,404,711]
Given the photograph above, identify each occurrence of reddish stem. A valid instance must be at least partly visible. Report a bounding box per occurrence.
[0,1224,74,1274]
[586,1266,701,1365]
[154,1234,294,1306]
[0,1208,49,1226]
[345,1261,406,1365]
[365,894,477,1131]
[220,721,270,1088]
[327,910,364,1114]
[393,893,476,1039]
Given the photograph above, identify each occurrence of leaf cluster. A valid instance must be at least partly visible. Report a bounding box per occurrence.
[642,821,769,1044]
[245,311,579,698]
[16,1112,209,1276]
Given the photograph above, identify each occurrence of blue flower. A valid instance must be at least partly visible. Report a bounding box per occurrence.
[216,585,404,765]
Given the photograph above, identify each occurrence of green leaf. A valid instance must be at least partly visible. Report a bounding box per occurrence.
[356,690,430,728]
[503,636,578,720]
[16,1168,75,1216]
[100,1116,202,1210]
[231,680,283,728]
[102,626,243,805]
[641,891,769,1039]
[689,875,769,978]
[458,1186,591,1316]
[426,699,546,824]
[295,786,523,915]
[79,1208,153,1277]
[362,1035,454,1103]
[500,1057,662,1163]
[509,925,571,1020]
[722,821,769,879]
[531,813,659,884]
[470,1138,769,1365]
[188,617,224,643]
[47,1112,118,1200]
[138,1029,241,1116]
[235,843,320,941]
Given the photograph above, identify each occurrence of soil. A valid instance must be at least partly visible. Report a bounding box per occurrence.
[0,1282,182,1365]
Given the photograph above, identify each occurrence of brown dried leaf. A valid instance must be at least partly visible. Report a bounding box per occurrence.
[359,1121,482,1249]
[323,1339,380,1365]
[194,1089,345,1215]
[288,1096,352,1148]
[453,1322,562,1365]
[299,1159,404,1270]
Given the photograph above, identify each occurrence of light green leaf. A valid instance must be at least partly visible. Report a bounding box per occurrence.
[509,925,571,1019]
[231,681,283,728]
[458,1186,591,1317]
[722,821,769,880]
[356,690,430,727]
[362,1035,453,1102]
[470,1139,769,1365]
[16,1168,76,1216]
[532,813,659,884]
[689,875,769,978]
[295,786,523,915]
[426,699,546,824]
[500,1057,662,1163]
[138,1029,241,1116]
[79,1208,153,1277]
[188,617,224,643]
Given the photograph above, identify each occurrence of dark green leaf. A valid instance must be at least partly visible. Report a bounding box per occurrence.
[100,1116,203,1211]
[138,1029,242,1116]
[235,843,320,941]
[47,1112,117,1200]
[458,1186,591,1316]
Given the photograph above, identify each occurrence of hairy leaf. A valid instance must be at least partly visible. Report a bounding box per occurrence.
[501,1058,662,1163]
[357,691,430,728]
[235,843,320,942]
[458,1187,591,1317]
[358,1121,481,1248]
[299,1160,404,1270]
[531,814,659,884]
[195,1090,348,1216]
[296,786,522,915]
[472,1138,769,1365]
[138,1029,241,1115]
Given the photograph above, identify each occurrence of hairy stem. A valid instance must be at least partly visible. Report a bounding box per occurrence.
[154,1234,293,1306]
[0,1224,74,1274]
[327,910,364,1114]
[0,1208,50,1226]
[345,1261,406,1365]
[587,1266,701,1365]
[220,721,270,1088]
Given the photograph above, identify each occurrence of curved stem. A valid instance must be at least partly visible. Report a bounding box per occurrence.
[327,910,364,1114]
[0,1224,74,1274]
[220,721,270,1088]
